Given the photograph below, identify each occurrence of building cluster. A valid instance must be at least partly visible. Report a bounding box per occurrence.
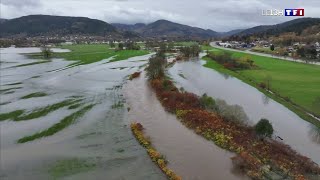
[216,40,320,59]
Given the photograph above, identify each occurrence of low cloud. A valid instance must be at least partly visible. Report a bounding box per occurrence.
[0,0,319,31]
[1,0,41,8]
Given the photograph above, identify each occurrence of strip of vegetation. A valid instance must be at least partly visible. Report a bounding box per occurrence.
[0,110,25,121]
[206,51,256,70]
[20,92,48,99]
[178,73,186,79]
[14,99,82,121]
[111,101,124,109]
[17,104,94,143]
[68,103,84,110]
[3,82,23,86]
[48,158,96,178]
[144,53,320,179]
[12,60,51,68]
[202,48,320,128]
[131,122,181,180]
[0,87,22,94]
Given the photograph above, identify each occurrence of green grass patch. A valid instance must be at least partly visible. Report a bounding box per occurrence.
[21,92,48,99]
[30,44,149,65]
[202,47,320,128]
[0,110,25,121]
[68,103,84,110]
[174,41,199,46]
[17,104,94,143]
[14,99,82,121]
[48,158,96,178]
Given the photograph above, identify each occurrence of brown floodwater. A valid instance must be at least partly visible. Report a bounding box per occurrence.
[124,73,247,180]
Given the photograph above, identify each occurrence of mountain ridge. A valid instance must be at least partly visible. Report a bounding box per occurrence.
[234,18,320,37]
[0,15,119,38]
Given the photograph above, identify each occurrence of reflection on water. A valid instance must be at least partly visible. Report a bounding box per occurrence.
[168,59,320,164]
[309,125,320,144]
[221,73,230,79]
[262,94,270,105]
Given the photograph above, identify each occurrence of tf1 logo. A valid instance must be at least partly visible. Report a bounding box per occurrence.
[285,9,304,16]
[262,9,304,16]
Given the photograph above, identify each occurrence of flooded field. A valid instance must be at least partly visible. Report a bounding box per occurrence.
[0,47,165,180]
[1,47,319,179]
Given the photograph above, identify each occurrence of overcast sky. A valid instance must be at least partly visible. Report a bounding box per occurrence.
[1,0,320,31]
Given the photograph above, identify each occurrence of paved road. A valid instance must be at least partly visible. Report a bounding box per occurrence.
[210,42,320,65]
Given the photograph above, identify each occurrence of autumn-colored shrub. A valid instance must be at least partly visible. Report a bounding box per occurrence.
[176,56,183,61]
[131,123,181,180]
[223,63,235,70]
[146,77,320,179]
[129,72,141,80]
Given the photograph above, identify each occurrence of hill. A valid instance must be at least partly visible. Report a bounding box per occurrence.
[0,18,7,23]
[112,23,146,32]
[235,18,320,37]
[0,15,119,37]
[113,20,218,39]
[218,29,245,37]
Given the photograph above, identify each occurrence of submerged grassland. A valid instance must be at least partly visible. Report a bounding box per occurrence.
[29,44,149,65]
[18,104,94,143]
[0,97,83,122]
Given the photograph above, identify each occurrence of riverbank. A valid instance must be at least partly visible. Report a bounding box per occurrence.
[202,46,320,128]
[147,74,320,179]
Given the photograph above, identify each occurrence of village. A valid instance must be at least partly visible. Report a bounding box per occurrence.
[216,39,320,61]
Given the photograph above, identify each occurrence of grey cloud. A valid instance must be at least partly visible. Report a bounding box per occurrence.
[0,0,319,31]
[1,0,41,8]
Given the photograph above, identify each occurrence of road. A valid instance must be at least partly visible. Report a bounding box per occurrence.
[210,42,320,65]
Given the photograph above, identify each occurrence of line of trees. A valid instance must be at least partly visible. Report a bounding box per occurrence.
[179,44,201,58]
[114,41,141,51]
[146,52,167,80]
[206,52,255,70]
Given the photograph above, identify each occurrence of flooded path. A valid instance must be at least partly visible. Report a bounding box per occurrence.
[168,58,320,164]
[0,47,165,180]
[124,73,247,180]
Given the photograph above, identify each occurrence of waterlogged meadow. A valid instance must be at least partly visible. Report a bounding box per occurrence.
[2,45,319,180]
[0,47,166,179]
